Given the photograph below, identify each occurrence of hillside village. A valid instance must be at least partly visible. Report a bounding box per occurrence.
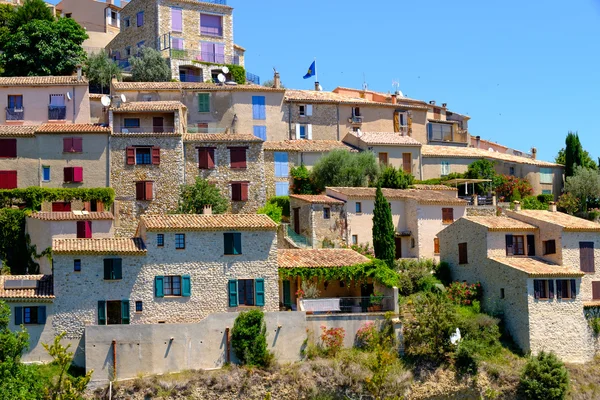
[1,0,600,399]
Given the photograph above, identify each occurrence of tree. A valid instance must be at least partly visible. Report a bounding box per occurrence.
[257,201,282,223]
[290,164,316,194]
[9,0,53,31]
[310,150,379,193]
[262,79,285,88]
[564,132,584,178]
[177,177,229,215]
[376,165,413,189]
[372,186,395,266]
[519,351,569,400]
[1,18,87,76]
[130,47,172,82]
[85,50,122,94]
[231,310,271,367]
[565,166,600,212]
[555,147,597,170]
[494,175,533,202]
[0,4,13,54]
[465,159,496,194]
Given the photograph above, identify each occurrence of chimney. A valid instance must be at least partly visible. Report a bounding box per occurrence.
[314,81,321,91]
[109,0,116,4]
[429,100,436,105]
[475,135,481,149]
[273,71,281,89]
[442,103,447,108]
[203,204,212,215]
[391,94,397,104]
[76,64,82,81]
[513,201,521,212]
[549,201,557,213]
[531,147,537,160]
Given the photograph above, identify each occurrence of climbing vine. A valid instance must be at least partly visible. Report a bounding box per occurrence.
[0,187,115,210]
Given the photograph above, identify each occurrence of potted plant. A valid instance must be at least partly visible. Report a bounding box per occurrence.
[369,290,384,312]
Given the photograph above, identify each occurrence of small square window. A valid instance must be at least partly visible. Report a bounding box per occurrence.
[42,166,50,182]
[124,17,130,27]
[323,207,331,219]
[136,148,151,164]
[352,235,358,245]
[74,259,81,272]
[157,234,164,247]
[509,166,515,176]
[164,276,182,296]
[135,301,143,312]
[175,234,185,249]
[299,105,305,116]
[355,202,362,214]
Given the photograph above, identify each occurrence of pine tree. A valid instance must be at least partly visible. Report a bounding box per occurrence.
[372,186,396,266]
[565,132,584,178]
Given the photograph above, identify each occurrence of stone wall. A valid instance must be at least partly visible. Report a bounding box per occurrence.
[264,150,296,199]
[106,0,157,57]
[284,102,339,141]
[466,206,497,216]
[311,203,346,248]
[110,134,184,237]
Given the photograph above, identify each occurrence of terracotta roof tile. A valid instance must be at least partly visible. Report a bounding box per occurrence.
[345,132,422,146]
[111,101,186,112]
[0,125,37,137]
[0,275,54,301]
[332,86,428,105]
[111,132,182,137]
[35,123,110,133]
[52,238,146,255]
[29,212,114,221]
[490,257,584,277]
[284,90,428,109]
[509,210,600,232]
[289,194,344,204]
[463,216,537,231]
[183,133,263,143]
[112,81,284,92]
[326,187,467,205]
[421,145,561,167]
[0,76,88,86]
[278,249,369,268]
[412,184,458,191]
[263,140,352,152]
[428,119,456,124]
[141,214,278,231]
[89,93,104,100]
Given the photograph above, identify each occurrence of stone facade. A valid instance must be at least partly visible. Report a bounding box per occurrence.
[289,197,346,248]
[284,102,340,141]
[264,149,295,199]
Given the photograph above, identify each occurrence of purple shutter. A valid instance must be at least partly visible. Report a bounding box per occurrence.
[215,43,225,64]
[201,42,213,62]
[201,14,222,36]
[172,38,183,50]
[171,8,182,32]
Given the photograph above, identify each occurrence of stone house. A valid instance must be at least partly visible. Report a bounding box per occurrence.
[438,206,600,363]
[287,195,346,249]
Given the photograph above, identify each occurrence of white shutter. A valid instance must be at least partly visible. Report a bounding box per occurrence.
[306,105,313,116]
[307,124,313,140]
[295,124,300,140]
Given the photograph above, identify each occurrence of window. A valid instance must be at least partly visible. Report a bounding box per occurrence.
[63,137,83,153]
[540,168,553,184]
[224,232,242,255]
[135,147,151,164]
[299,105,305,116]
[42,166,50,182]
[136,11,144,27]
[228,278,265,307]
[433,107,441,119]
[533,279,552,300]
[74,259,81,272]
[171,7,182,32]
[124,17,130,27]
[136,41,145,52]
[298,104,312,117]
[0,171,17,189]
[458,243,468,264]
[103,258,122,280]
[229,147,247,169]
[198,93,210,112]
[7,94,23,110]
[378,152,388,165]
[428,123,452,142]
[543,239,556,255]
[354,202,362,214]
[65,13,72,18]
[556,279,576,300]
[442,208,454,224]
[274,152,288,177]
[252,96,266,120]
[506,234,526,256]
[580,242,595,273]
[52,202,71,212]
[509,166,515,176]
[200,13,223,36]
[200,42,225,63]
[124,118,140,128]
[172,37,184,50]
[155,275,190,297]
[76,221,92,239]
[434,238,440,254]
[198,147,215,169]
[323,207,331,219]
[402,153,412,173]
[253,126,267,140]
[165,276,182,296]
[500,288,505,299]
[63,167,83,183]
[135,301,143,312]
[275,181,289,196]
[126,147,160,165]
[441,161,451,176]
[157,234,164,247]
[592,281,600,300]
[542,189,552,195]
[135,181,153,201]
[175,234,185,249]
[14,306,45,325]
[98,300,129,325]
[0,139,17,158]
[352,235,358,245]
[125,46,131,57]
[295,124,312,139]
[353,107,361,117]
[231,182,249,201]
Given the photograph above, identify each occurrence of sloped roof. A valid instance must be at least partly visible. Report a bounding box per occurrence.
[141,214,278,231]
[0,275,54,301]
[28,212,114,221]
[510,210,600,232]
[0,76,88,86]
[36,124,110,133]
[326,187,467,205]
[112,81,284,92]
[0,125,37,137]
[183,133,263,143]
[289,194,344,205]
[421,145,561,167]
[278,249,369,268]
[52,238,147,255]
[346,132,422,146]
[111,101,186,112]
[263,140,352,152]
[463,216,537,231]
[490,257,584,277]
[284,89,428,109]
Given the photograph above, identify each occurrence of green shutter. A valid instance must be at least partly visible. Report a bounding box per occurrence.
[228,279,238,307]
[38,306,46,324]
[155,276,164,297]
[255,278,265,307]
[14,306,22,325]
[224,233,234,255]
[198,93,210,113]
[98,301,106,325]
[283,280,291,308]
[114,259,123,280]
[182,275,191,297]
[121,300,130,324]
[233,233,242,255]
[103,259,112,280]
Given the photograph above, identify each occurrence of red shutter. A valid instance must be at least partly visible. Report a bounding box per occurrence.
[72,137,83,152]
[0,139,16,158]
[135,181,144,200]
[229,147,247,169]
[76,221,85,238]
[442,208,453,224]
[231,183,241,201]
[64,167,73,182]
[434,238,440,254]
[145,181,153,200]
[152,147,160,165]
[63,138,73,152]
[73,167,83,183]
[240,182,249,201]
[96,201,104,212]
[0,171,17,189]
[52,202,71,212]
[126,147,135,165]
[207,148,215,168]
[593,282,600,300]
[199,148,215,169]
[85,220,92,238]
[580,242,595,273]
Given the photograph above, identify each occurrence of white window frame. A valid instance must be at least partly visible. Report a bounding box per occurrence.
[540,168,553,184]
[441,161,451,176]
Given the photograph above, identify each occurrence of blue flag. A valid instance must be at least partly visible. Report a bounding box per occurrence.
[303,61,316,79]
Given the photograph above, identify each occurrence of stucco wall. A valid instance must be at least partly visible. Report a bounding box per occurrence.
[340,105,394,133]
[364,145,421,179]
[415,203,467,259]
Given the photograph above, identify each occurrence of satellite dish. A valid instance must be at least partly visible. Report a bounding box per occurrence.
[66,92,72,101]
[488,147,495,152]
[217,73,226,83]
[120,94,127,103]
[397,90,404,97]
[222,66,229,74]
[357,129,362,137]
[100,95,111,107]
[225,81,238,86]
[318,84,323,91]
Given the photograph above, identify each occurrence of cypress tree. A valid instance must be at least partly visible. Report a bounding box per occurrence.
[372,186,396,266]
[565,131,584,178]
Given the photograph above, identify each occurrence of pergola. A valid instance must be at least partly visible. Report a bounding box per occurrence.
[444,178,492,195]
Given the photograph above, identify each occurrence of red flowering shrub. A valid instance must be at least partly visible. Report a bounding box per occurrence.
[355,321,378,350]
[495,175,533,202]
[447,282,482,306]
[320,326,345,355]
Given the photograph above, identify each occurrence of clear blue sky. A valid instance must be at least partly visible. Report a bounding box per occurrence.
[48,0,600,162]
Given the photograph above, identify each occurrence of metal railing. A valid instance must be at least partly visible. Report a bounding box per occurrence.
[6,107,24,121]
[200,0,226,4]
[285,225,312,248]
[118,126,176,134]
[170,49,239,65]
[301,296,394,313]
[350,115,363,124]
[179,73,204,83]
[460,195,494,206]
[187,126,226,134]
[246,72,260,85]
[428,127,468,144]
[48,106,66,120]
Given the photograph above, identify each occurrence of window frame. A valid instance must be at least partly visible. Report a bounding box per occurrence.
[123,118,140,128]
[441,161,451,176]
[352,235,358,245]
[355,202,362,214]
[543,239,556,255]
[135,180,154,201]
[458,242,468,264]
[157,234,164,247]
[42,166,50,182]
[231,181,249,202]
[513,235,525,256]
[299,105,305,116]
[441,208,454,224]
[23,306,39,324]
[175,233,186,250]
[103,258,122,281]
[198,93,210,113]
[164,275,182,297]
[136,11,144,27]
[224,232,242,255]
[323,207,331,220]
[135,301,143,312]
[135,147,152,165]
[0,138,17,158]
[557,279,573,300]
[74,259,81,272]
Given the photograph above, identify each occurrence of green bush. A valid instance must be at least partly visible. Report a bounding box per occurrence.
[537,194,554,204]
[257,202,282,223]
[434,261,452,285]
[0,187,115,210]
[454,339,479,375]
[227,64,246,85]
[456,308,502,358]
[519,351,569,400]
[231,309,272,367]
[395,258,440,294]
[522,196,546,210]
[268,196,290,218]
[290,164,316,194]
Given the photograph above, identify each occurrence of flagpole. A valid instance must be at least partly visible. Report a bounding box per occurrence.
[314,57,318,83]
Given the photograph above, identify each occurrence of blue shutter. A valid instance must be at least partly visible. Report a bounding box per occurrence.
[259,97,266,119]
[155,276,164,297]
[121,300,130,324]
[255,278,265,307]
[275,182,289,196]
[233,233,242,255]
[182,275,191,297]
[38,306,46,324]
[228,279,238,307]
[14,306,22,325]
[97,301,106,325]
[253,126,266,140]
[252,96,266,120]
[274,152,289,177]
[427,123,432,140]
[43,167,50,181]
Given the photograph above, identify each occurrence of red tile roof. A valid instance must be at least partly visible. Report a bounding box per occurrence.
[112,81,284,92]
[0,275,54,301]
[346,132,422,146]
[0,76,88,86]
[141,214,278,231]
[289,195,344,204]
[0,125,37,137]
[278,249,369,268]
[36,124,110,133]
[263,140,352,152]
[463,216,538,231]
[508,210,600,232]
[111,101,186,112]
[326,187,467,205]
[52,238,147,255]
[28,212,114,221]
[183,133,263,143]
[422,145,561,167]
[490,257,584,277]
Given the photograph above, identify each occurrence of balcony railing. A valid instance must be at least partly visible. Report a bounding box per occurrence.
[118,126,176,134]
[300,296,394,313]
[428,128,468,144]
[285,224,311,248]
[6,107,24,121]
[246,72,260,85]
[48,106,66,121]
[187,126,226,134]
[170,49,240,65]
[179,73,204,83]
[350,115,363,124]
[200,0,227,4]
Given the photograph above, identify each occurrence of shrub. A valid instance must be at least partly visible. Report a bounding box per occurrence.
[177,177,229,215]
[300,280,320,299]
[519,351,569,400]
[231,310,272,367]
[522,196,546,210]
[320,326,345,356]
[376,165,414,189]
[290,164,316,195]
[355,321,378,350]
[434,261,452,285]
[456,309,502,358]
[495,175,533,202]
[395,258,441,295]
[557,192,580,215]
[350,243,374,257]
[537,194,554,204]
[454,339,480,375]
[257,202,282,223]
[269,196,290,218]
[447,282,482,306]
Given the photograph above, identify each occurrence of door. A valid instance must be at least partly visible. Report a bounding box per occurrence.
[283,280,291,309]
[395,236,402,259]
[293,208,300,234]
[402,153,412,173]
[153,117,164,133]
[378,152,388,165]
[106,301,122,325]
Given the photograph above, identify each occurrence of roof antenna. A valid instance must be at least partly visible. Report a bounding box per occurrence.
[362,73,368,91]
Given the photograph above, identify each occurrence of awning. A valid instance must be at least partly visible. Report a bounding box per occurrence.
[444,179,492,195]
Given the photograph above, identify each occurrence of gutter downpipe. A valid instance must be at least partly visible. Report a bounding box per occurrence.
[72,85,76,123]
[112,339,117,381]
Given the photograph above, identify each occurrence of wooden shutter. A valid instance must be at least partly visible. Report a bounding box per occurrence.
[121,300,130,324]
[434,238,440,254]
[402,153,412,173]
[224,233,234,254]
[113,258,122,279]
[152,147,160,165]
[198,148,215,169]
[63,137,73,152]
[458,243,468,264]
[73,167,83,183]
[85,221,92,238]
[580,242,595,273]
[0,139,17,158]
[556,280,562,299]
[233,232,242,254]
[38,306,46,324]
[593,281,600,300]
[14,306,22,325]
[76,221,86,238]
[228,279,238,307]
[126,147,135,165]
[64,167,73,183]
[136,181,144,200]
[307,124,313,140]
[97,301,106,325]
[442,208,453,224]
[571,279,577,299]
[72,137,83,152]
[255,278,265,306]
[505,235,513,256]
[527,235,535,256]
[0,171,17,189]
[52,202,71,212]
[240,182,249,201]
[155,276,164,297]
[103,259,112,280]
[231,183,241,201]
[548,280,554,299]
[182,275,191,297]
[144,181,153,200]
[533,280,540,299]
[229,147,247,169]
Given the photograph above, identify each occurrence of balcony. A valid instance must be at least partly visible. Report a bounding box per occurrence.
[428,123,468,144]
[170,49,240,65]
[187,126,226,134]
[5,107,24,121]
[118,126,176,134]
[48,106,66,121]
[349,115,363,124]
[246,72,260,85]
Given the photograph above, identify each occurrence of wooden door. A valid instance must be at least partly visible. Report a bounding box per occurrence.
[402,153,412,173]
[152,117,164,133]
[379,152,388,165]
[395,236,402,259]
[293,208,300,234]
